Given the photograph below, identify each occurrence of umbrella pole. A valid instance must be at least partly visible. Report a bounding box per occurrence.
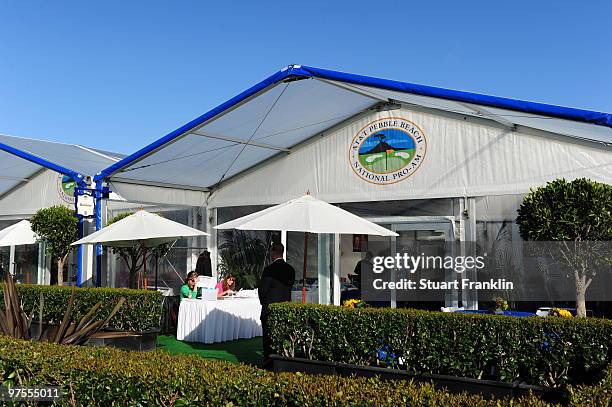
[302,232,308,304]
[143,248,148,290]
[155,256,158,291]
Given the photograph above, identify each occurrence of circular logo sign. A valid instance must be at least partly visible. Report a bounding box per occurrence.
[349,118,426,185]
[56,174,76,204]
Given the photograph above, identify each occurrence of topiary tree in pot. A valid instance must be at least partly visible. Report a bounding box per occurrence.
[516,178,612,317]
[30,205,78,286]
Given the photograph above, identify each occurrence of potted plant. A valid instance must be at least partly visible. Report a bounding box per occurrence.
[343,299,367,309]
[492,297,509,314]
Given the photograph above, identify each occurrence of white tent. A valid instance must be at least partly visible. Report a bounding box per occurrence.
[216,194,396,302]
[0,220,37,247]
[93,64,611,197]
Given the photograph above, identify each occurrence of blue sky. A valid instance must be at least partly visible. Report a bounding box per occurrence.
[0,0,610,153]
[360,130,415,153]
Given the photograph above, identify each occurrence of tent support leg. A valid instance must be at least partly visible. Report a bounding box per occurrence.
[95,179,103,287]
[76,218,84,287]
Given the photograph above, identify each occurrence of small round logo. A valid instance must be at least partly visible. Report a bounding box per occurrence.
[349,118,426,185]
[56,174,77,203]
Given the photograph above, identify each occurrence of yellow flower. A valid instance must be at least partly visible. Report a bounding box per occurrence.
[551,308,572,318]
[343,299,360,308]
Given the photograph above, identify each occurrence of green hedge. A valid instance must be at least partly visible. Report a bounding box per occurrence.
[0,336,563,406]
[267,303,612,388]
[567,364,612,406]
[0,284,162,332]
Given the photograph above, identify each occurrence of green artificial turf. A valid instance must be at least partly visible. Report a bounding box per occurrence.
[157,335,263,366]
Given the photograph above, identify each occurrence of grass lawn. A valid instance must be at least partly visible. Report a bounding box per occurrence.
[157,335,263,366]
[359,149,414,172]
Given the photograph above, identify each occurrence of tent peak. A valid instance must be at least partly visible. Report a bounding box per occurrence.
[281,64,302,72]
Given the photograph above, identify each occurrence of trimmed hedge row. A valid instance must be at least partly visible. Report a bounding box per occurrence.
[567,365,612,406]
[0,284,162,332]
[267,303,612,388]
[0,336,564,406]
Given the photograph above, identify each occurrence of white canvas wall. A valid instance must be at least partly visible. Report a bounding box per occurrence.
[208,107,612,208]
[108,180,207,208]
[0,169,73,218]
[0,170,208,220]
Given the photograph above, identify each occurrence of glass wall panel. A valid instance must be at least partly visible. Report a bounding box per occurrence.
[217,205,280,292]
[14,244,39,284]
[286,231,318,303]
[337,198,454,218]
[475,194,525,310]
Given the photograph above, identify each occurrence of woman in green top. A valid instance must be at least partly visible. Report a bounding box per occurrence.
[180,271,200,301]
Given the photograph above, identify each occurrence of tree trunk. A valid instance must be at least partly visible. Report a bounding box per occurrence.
[575,272,587,317]
[57,258,64,286]
[128,270,137,289]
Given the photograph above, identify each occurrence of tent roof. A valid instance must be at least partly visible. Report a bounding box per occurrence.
[0,133,124,197]
[87,64,611,192]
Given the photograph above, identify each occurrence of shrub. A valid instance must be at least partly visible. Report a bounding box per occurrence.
[0,284,162,332]
[0,335,563,406]
[516,178,612,317]
[567,363,612,406]
[267,303,612,387]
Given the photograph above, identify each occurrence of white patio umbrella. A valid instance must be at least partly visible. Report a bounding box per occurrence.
[215,193,397,303]
[0,220,37,247]
[72,210,208,288]
[0,220,38,276]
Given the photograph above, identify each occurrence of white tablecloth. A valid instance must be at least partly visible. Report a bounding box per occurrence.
[177,298,262,343]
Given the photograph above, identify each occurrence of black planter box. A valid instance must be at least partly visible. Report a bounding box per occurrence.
[87,330,159,352]
[270,355,337,375]
[29,321,158,352]
[267,355,562,401]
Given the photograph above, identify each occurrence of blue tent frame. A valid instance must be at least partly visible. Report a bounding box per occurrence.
[0,141,90,287]
[96,64,612,183]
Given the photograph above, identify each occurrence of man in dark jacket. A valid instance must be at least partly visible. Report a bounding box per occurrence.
[258,242,295,361]
[194,250,212,277]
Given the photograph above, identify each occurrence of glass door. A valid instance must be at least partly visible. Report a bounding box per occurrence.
[334,217,456,309]
[391,223,455,309]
